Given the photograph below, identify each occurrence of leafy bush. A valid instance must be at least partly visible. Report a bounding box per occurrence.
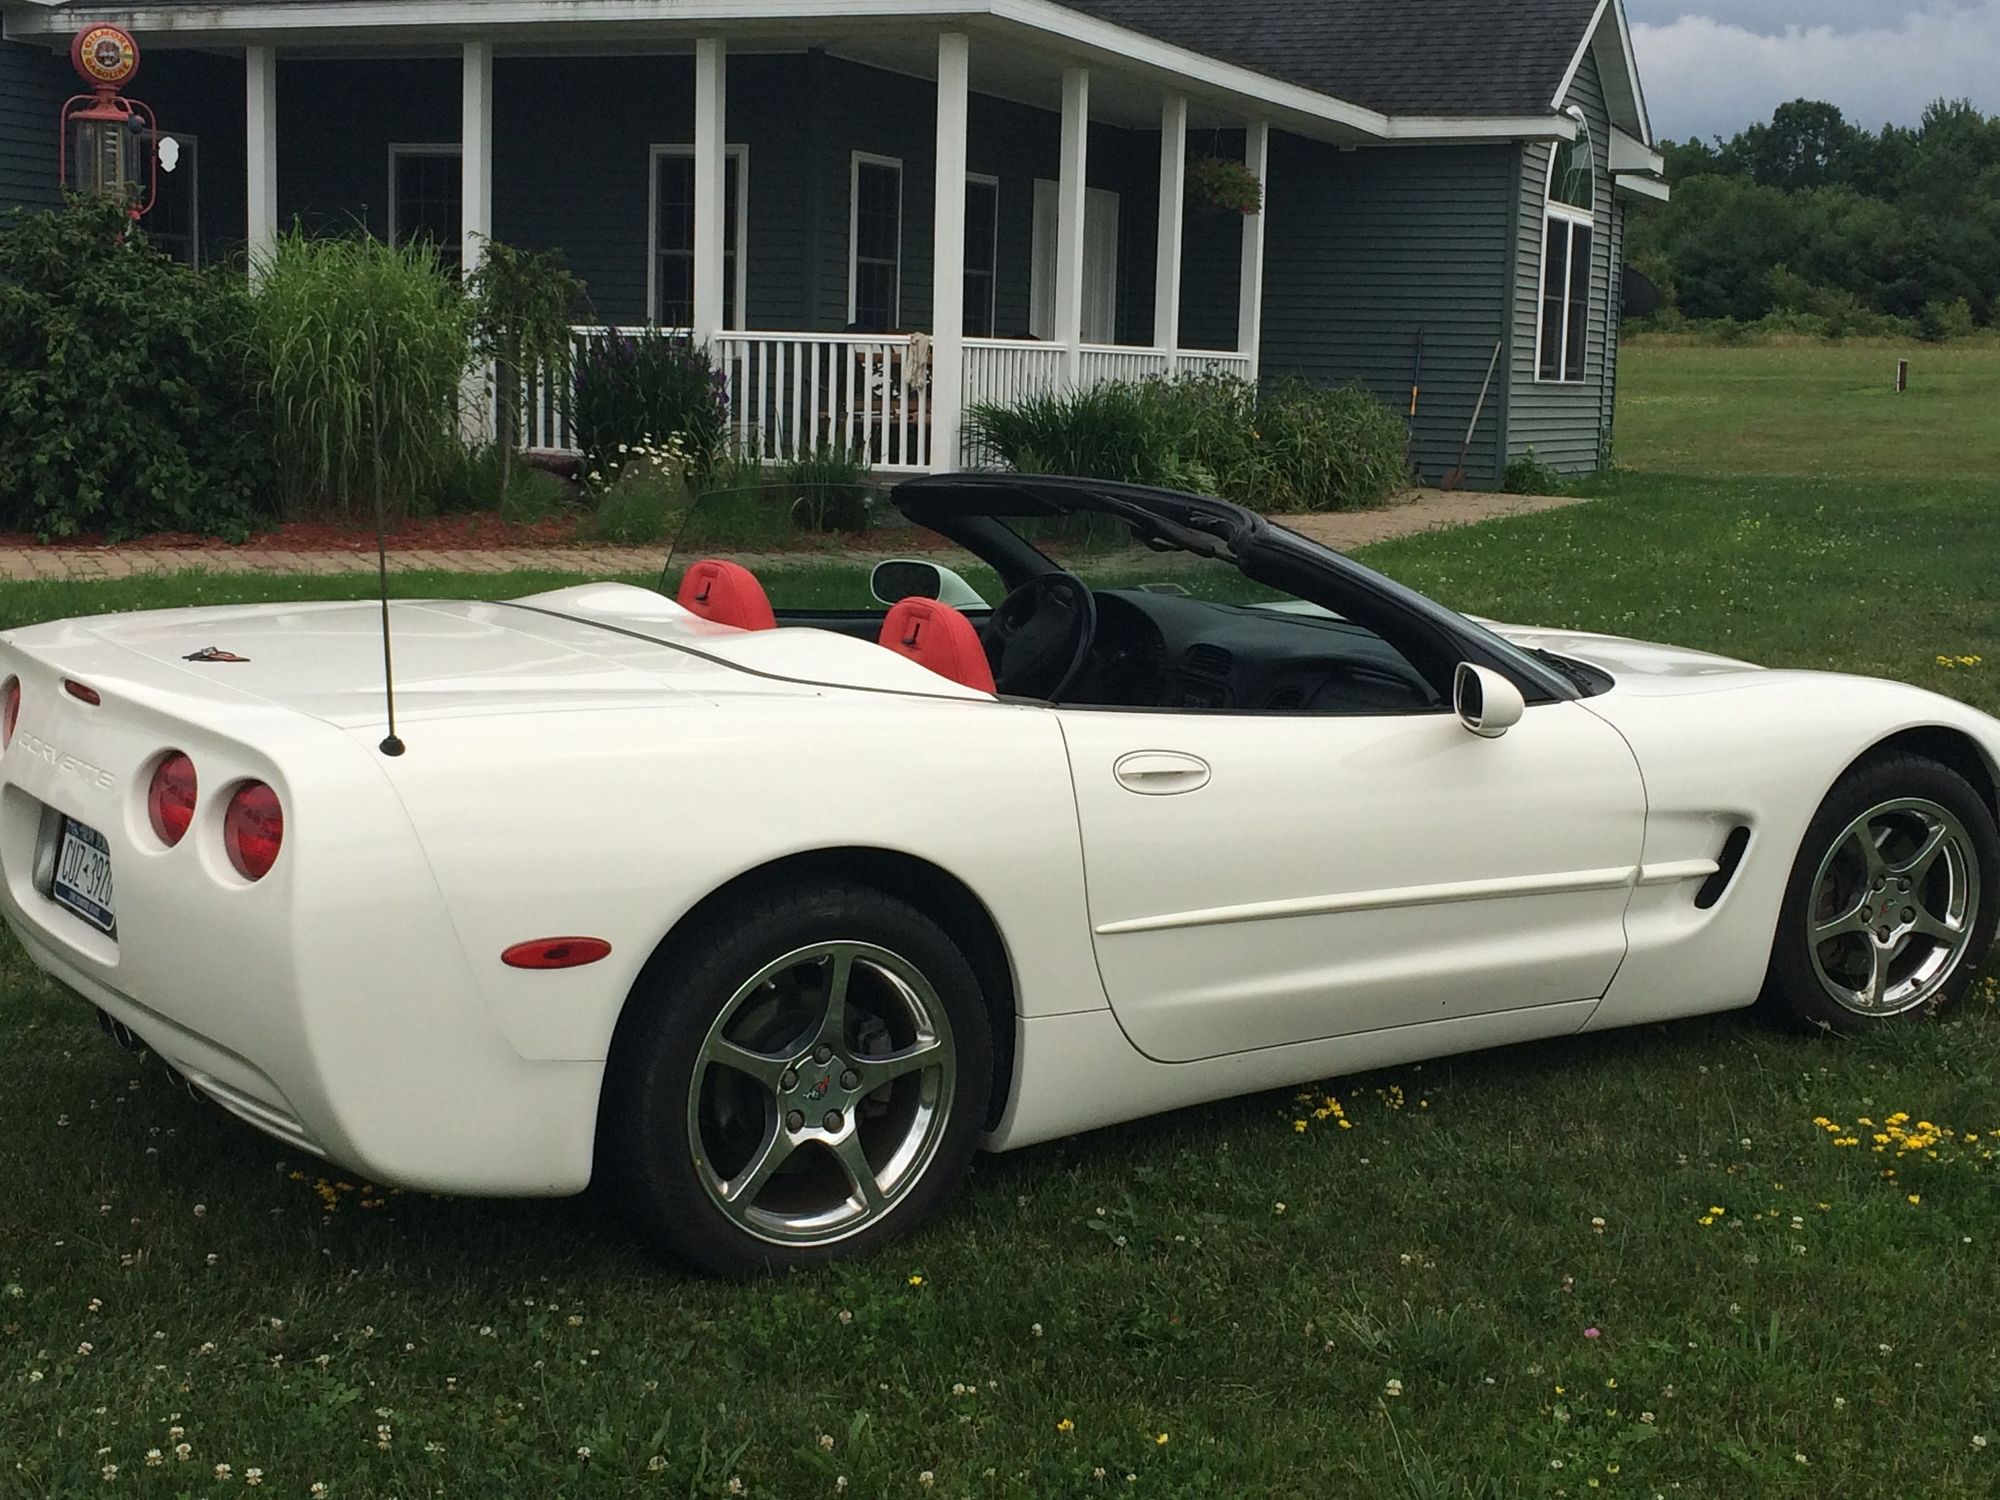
[430,442,569,520]
[573,332,728,483]
[1501,450,1566,495]
[967,373,1409,513]
[0,197,268,540]
[466,240,586,491]
[590,435,695,544]
[250,230,471,521]
[774,444,874,532]
[1920,297,1978,342]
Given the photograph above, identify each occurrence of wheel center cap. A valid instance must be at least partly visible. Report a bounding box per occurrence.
[805,1072,832,1102]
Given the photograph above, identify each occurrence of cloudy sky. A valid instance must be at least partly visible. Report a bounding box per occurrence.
[1630,0,2000,141]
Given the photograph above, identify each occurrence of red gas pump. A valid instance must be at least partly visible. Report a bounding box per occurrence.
[59,23,157,217]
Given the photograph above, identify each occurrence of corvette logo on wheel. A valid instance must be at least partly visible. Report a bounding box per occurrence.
[806,1075,831,1101]
[183,646,250,663]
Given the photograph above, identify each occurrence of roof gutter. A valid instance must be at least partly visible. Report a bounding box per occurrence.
[2,0,1581,146]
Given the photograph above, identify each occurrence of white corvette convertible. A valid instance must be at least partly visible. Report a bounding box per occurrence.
[2,474,1995,1273]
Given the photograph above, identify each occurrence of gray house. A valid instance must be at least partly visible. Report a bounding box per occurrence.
[0,0,1666,483]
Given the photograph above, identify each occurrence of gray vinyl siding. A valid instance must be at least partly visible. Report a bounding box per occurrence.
[0,37,71,217]
[1504,50,1616,475]
[1259,134,1514,485]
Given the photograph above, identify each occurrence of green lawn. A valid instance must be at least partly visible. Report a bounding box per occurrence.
[4,344,2000,1498]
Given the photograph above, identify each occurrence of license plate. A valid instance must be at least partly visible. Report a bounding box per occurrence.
[51,816,116,935]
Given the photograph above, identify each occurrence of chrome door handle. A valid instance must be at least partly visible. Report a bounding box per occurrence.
[1113,750,1212,796]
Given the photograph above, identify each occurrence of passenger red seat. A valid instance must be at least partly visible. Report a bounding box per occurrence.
[879,599,996,694]
[677,559,776,631]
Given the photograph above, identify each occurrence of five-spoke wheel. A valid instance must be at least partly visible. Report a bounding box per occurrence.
[1766,754,1998,1031]
[602,883,991,1274]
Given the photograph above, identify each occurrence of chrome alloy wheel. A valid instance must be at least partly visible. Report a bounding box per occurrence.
[1808,797,1980,1017]
[687,942,957,1247]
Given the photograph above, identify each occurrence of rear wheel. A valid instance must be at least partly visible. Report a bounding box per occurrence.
[602,882,992,1274]
[1763,753,1998,1031]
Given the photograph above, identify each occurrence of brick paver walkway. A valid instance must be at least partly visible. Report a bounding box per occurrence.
[0,488,1584,583]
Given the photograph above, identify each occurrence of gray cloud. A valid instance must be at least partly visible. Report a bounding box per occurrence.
[1632,3,2000,141]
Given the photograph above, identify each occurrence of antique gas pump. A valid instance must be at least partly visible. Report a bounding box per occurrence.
[59,23,156,216]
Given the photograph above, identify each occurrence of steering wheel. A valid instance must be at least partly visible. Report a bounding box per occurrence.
[982,573,1098,700]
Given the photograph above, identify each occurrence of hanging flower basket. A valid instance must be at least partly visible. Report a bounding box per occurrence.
[1186,155,1263,215]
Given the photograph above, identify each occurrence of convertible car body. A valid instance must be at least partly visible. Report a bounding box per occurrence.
[2,475,1995,1271]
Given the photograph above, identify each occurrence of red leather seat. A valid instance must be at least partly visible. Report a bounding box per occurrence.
[879,599,996,694]
[676,559,776,631]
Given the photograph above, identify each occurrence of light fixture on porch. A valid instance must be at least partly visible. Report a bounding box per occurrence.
[58,23,158,217]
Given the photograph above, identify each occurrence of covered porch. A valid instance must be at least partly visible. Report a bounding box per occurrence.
[126,27,1311,470]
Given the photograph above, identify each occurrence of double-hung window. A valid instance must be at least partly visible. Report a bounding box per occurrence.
[388,145,462,270]
[1537,111,1595,383]
[849,154,903,331]
[651,145,747,329]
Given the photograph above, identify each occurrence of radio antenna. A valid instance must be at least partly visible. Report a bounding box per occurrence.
[369,335,405,757]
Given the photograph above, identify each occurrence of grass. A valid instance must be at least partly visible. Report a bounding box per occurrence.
[4,341,2000,1497]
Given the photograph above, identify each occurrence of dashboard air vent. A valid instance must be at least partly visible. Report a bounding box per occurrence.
[1183,644,1233,678]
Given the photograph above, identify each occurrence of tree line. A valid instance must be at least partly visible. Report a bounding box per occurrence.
[1628,98,2000,337]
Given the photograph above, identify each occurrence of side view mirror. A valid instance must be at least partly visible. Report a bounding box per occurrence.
[870,559,991,610]
[1454,663,1526,739]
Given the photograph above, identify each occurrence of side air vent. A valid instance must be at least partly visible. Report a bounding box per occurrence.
[1266,685,1305,710]
[1184,644,1233,677]
[1695,825,1752,910]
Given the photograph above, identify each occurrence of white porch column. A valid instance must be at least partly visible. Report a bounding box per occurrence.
[460,41,495,440]
[1154,94,1187,374]
[1054,66,1090,385]
[930,32,970,468]
[244,46,278,279]
[1237,120,1270,373]
[460,42,494,276]
[693,37,728,343]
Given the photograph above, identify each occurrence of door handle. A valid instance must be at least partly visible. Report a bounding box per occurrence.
[1113,750,1212,796]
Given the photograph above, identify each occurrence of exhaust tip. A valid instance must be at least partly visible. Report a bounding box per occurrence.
[95,1008,145,1054]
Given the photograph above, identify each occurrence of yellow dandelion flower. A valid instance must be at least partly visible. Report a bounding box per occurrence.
[1155,1432,1170,1446]
[1057,1418,1075,1434]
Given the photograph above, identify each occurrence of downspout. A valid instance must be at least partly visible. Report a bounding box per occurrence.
[1496,141,1524,484]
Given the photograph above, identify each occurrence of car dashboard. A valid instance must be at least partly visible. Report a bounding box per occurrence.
[1069,589,1443,715]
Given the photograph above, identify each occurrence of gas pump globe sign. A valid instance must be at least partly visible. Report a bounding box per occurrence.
[60,23,158,216]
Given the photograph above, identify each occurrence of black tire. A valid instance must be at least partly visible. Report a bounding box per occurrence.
[601,881,993,1275]
[1761,752,1999,1033]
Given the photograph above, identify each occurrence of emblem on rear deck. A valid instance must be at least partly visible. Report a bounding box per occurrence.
[183,647,250,663]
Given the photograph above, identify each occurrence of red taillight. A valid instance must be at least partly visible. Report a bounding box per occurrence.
[64,679,101,706]
[223,781,283,880]
[147,753,198,847]
[2,678,17,747]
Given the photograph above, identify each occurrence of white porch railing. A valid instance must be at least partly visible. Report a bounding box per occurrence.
[524,327,1256,472]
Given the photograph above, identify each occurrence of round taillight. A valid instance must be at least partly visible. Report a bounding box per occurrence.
[2,678,17,748]
[147,752,198,847]
[223,781,284,881]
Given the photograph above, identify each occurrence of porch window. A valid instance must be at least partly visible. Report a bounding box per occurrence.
[1536,111,1594,383]
[650,145,747,329]
[965,175,999,337]
[849,154,903,330]
[147,132,199,267]
[388,145,462,269]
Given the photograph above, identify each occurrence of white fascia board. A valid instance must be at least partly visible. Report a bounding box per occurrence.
[1608,126,1662,176]
[1613,171,1669,202]
[1,0,1582,147]
[1551,0,1651,144]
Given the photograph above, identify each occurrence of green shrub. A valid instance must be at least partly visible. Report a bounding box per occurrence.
[1502,450,1566,495]
[250,230,471,521]
[466,240,586,493]
[430,442,569,520]
[590,435,695,544]
[774,444,874,532]
[574,332,727,483]
[1919,297,1978,342]
[0,197,269,540]
[967,372,1409,513]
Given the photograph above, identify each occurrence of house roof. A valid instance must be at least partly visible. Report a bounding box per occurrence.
[1055,0,1604,117]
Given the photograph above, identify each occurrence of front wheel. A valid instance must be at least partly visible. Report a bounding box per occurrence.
[601,883,992,1274]
[1763,752,1999,1031]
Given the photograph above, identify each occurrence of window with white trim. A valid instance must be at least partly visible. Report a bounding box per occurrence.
[388,145,462,269]
[650,144,747,329]
[1537,111,1594,383]
[849,154,903,331]
[964,175,999,337]
[148,132,199,267]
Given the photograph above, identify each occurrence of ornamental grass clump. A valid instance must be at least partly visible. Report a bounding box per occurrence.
[249,230,472,521]
[968,373,1408,513]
